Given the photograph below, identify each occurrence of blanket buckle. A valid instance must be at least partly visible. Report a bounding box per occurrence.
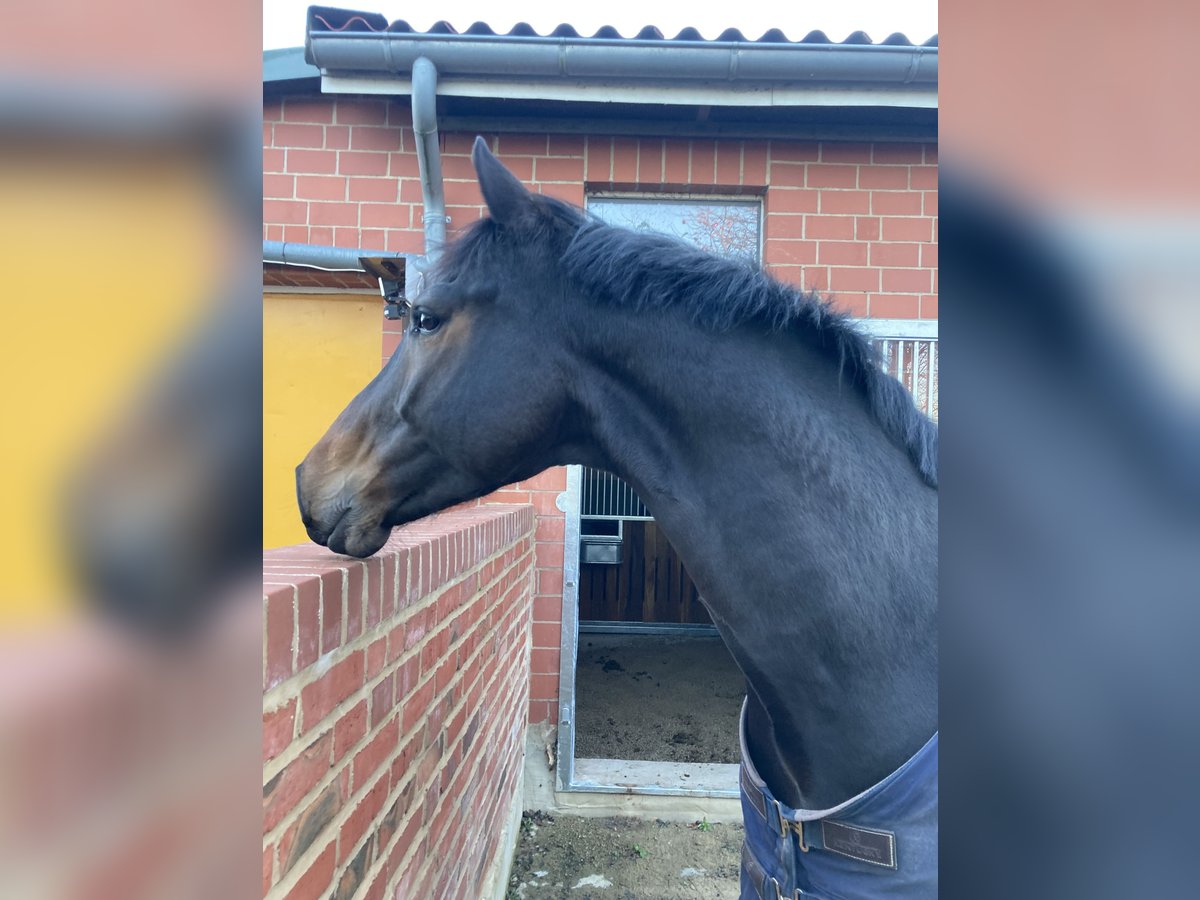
[782,817,809,852]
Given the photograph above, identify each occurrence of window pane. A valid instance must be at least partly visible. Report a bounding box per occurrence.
[589,198,760,263]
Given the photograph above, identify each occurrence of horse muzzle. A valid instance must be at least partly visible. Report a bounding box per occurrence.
[295,463,387,558]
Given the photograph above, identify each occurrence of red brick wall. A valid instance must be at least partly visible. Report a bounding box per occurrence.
[486,471,567,726]
[263,96,938,323]
[262,505,534,899]
[263,95,939,730]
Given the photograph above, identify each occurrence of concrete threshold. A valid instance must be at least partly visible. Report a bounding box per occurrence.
[522,728,743,824]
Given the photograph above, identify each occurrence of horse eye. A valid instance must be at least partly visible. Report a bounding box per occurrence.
[412,309,442,335]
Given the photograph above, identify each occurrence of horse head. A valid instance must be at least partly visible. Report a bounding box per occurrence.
[296,139,585,558]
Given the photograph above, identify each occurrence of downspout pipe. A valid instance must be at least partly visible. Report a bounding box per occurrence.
[411,56,446,258]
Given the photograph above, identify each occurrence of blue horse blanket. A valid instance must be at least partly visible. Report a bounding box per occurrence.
[739,701,938,899]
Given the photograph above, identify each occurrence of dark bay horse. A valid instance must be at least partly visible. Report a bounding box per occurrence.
[298,138,937,896]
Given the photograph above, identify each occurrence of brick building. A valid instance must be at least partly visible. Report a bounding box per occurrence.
[263,11,937,898]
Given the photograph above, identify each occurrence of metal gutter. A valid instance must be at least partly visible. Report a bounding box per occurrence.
[305,32,937,95]
[410,57,447,256]
[262,240,402,271]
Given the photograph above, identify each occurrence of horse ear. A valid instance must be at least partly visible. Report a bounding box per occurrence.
[472,137,535,226]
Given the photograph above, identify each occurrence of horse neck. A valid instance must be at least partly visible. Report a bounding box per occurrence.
[569,311,938,810]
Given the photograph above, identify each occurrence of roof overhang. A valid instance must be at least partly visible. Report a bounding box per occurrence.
[263,46,321,96]
[319,74,934,111]
[304,11,937,112]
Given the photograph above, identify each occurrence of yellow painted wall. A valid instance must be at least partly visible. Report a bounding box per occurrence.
[263,292,382,549]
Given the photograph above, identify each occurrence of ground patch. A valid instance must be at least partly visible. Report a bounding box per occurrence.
[507,813,742,899]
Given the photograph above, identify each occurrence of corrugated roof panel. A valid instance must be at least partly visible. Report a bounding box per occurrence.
[306,7,937,47]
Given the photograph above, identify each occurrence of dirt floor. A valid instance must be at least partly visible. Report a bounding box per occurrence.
[574,634,744,763]
[507,812,743,899]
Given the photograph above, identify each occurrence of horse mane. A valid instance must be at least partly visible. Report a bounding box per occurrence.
[562,220,939,488]
[433,199,938,488]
